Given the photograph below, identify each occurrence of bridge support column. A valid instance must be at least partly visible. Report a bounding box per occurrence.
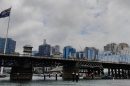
[97,69,101,76]
[101,69,104,75]
[10,66,33,81]
[88,69,91,76]
[122,69,124,79]
[127,70,129,79]
[114,69,117,79]
[125,69,127,79]
[128,70,130,78]
[62,63,79,80]
[91,69,94,79]
[108,68,110,76]
[111,69,114,77]
[128,70,130,79]
[123,69,126,79]
[118,69,121,79]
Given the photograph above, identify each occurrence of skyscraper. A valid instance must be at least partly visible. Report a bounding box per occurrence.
[84,47,98,60]
[117,43,129,54]
[104,43,117,54]
[38,39,51,57]
[76,51,84,59]
[51,45,60,55]
[104,43,130,55]
[63,46,76,59]
[0,37,16,54]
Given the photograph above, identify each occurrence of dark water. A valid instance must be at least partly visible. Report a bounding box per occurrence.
[0,76,130,86]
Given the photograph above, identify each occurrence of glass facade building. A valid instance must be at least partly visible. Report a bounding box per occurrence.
[63,46,76,59]
[76,51,84,59]
[84,47,98,60]
[0,38,16,54]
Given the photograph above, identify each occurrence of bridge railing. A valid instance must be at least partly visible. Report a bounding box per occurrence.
[97,54,130,64]
[1,53,130,64]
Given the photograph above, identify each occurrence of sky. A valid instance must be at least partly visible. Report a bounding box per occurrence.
[0,0,130,53]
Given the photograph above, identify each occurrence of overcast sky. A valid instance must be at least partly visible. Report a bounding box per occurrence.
[0,0,130,53]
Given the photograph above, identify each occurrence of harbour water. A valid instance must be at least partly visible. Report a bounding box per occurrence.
[0,76,130,86]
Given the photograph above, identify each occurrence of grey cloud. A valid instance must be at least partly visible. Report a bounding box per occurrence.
[0,0,130,53]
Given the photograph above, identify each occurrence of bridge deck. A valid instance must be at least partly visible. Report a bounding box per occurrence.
[0,54,130,68]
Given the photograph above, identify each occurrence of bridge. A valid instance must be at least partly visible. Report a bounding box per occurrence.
[0,54,130,80]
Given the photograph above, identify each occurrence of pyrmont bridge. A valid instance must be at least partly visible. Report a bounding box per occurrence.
[0,54,130,81]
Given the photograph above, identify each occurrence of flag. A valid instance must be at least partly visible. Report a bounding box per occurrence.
[0,8,11,18]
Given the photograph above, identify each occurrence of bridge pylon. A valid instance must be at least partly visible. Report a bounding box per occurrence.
[10,59,33,81]
[62,62,79,80]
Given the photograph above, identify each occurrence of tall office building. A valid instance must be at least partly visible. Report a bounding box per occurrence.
[84,47,89,59]
[104,43,117,54]
[51,45,60,55]
[84,47,98,60]
[117,43,129,54]
[76,51,84,59]
[0,37,16,54]
[63,46,76,59]
[38,39,51,57]
[104,43,130,55]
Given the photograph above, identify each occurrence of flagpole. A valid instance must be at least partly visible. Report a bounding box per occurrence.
[0,7,11,75]
[4,8,11,54]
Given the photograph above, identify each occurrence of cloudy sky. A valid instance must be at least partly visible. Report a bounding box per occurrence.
[0,0,130,53]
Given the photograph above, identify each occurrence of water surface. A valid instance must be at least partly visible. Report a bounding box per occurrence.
[0,76,129,86]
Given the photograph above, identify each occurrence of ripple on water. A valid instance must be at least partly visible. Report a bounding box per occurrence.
[0,76,129,86]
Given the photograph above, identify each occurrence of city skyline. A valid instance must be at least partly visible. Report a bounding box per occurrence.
[0,0,130,53]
